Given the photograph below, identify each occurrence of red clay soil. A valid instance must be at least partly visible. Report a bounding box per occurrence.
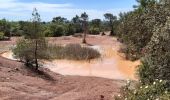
[0,57,125,100]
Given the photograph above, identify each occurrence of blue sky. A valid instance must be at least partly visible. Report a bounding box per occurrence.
[0,0,137,21]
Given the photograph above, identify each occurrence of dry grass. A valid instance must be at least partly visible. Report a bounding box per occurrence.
[48,44,101,60]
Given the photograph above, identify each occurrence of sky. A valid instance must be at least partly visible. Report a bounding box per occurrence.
[0,0,137,21]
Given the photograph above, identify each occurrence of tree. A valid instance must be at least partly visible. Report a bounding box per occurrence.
[71,15,83,33]
[13,8,48,70]
[0,32,4,40]
[72,15,80,23]
[80,12,89,43]
[91,19,101,28]
[89,19,101,35]
[134,0,157,12]
[138,17,170,88]
[50,24,65,37]
[104,13,117,35]
[0,19,11,38]
[52,16,68,23]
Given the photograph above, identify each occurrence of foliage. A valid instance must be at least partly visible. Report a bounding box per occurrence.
[10,22,22,36]
[13,8,48,70]
[89,19,101,35]
[0,19,11,37]
[0,32,4,40]
[71,15,83,33]
[115,0,169,60]
[0,12,115,38]
[89,27,100,35]
[48,44,101,60]
[115,80,170,100]
[104,13,117,35]
[52,16,68,23]
[13,39,48,62]
[81,12,89,43]
[114,1,170,99]
[51,24,65,37]
[138,17,170,88]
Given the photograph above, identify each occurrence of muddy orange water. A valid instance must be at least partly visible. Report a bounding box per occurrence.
[1,48,140,80]
[1,36,140,80]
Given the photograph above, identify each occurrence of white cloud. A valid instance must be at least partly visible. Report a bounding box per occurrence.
[0,0,133,21]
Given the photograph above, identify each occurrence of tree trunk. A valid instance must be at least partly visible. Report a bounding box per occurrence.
[82,21,87,44]
[82,32,86,43]
[35,40,38,70]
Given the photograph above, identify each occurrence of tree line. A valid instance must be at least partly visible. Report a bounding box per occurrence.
[0,12,118,40]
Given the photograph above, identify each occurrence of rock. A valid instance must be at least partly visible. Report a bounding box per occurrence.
[15,68,19,71]
[100,95,104,100]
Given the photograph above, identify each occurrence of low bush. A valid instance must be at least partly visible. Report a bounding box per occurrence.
[89,27,100,35]
[115,80,170,100]
[0,32,4,40]
[48,44,101,60]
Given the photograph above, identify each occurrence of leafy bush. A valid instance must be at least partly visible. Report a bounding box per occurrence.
[51,24,65,37]
[115,80,170,100]
[0,32,4,40]
[48,44,101,60]
[13,39,48,63]
[138,17,170,88]
[89,27,100,35]
[116,2,169,60]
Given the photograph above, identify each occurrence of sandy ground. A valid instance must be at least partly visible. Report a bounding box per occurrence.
[0,35,140,100]
[0,56,125,100]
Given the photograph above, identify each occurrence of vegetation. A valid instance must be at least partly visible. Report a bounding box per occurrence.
[0,32,4,40]
[13,8,48,70]
[80,12,89,43]
[115,80,170,100]
[0,19,11,39]
[115,0,170,60]
[138,17,170,87]
[0,12,118,40]
[89,19,101,35]
[1,0,170,99]
[104,13,117,35]
[48,44,100,60]
[114,0,170,99]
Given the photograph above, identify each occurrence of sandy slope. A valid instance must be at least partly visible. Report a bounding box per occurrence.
[0,57,125,100]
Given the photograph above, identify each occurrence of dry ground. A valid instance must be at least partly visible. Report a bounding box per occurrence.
[0,57,125,100]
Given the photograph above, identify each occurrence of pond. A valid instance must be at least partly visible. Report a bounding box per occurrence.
[1,45,140,80]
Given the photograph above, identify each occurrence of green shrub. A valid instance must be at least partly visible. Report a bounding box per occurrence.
[89,27,100,35]
[49,24,65,37]
[48,44,101,60]
[13,39,48,65]
[138,17,170,88]
[116,2,169,60]
[115,80,170,100]
[0,32,4,40]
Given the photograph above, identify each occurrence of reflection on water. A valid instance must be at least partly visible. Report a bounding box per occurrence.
[1,46,140,80]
